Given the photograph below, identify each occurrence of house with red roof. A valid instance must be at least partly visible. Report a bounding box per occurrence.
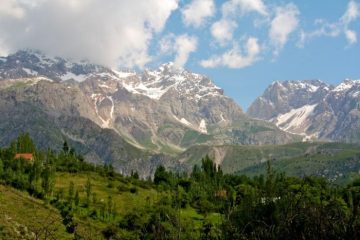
[14,153,34,162]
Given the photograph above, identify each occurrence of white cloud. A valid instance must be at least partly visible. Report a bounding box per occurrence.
[345,29,357,44]
[209,0,267,45]
[269,3,299,55]
[0,40,9,56]
[159,33,176,54]
[0,0,25,19]
[299,0,359,46]
[342,0,360,44]
[297,21,341,48]
[210,19,237,44]
[0,0,179,68]
[200,37,261,68]
[174,34,198,68]
[157,33,197,67]
[222,0,268,17]
[341,0,360,24]
[182,0,215,27]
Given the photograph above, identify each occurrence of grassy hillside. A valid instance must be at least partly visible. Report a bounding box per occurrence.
[0,171,222,239]
[178,142,318,171]
[0,185,72,239]
[52,171,221,239]
[238,142,360,184]
[178,142,360,182]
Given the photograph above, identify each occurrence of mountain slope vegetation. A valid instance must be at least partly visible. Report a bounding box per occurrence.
[0,134,359,239]
[178,142,360,183]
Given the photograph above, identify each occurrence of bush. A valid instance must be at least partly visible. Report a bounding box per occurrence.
[107,181,114,189]
[129,187,137,194]
[117,183,130,192]
[101,225,118,240]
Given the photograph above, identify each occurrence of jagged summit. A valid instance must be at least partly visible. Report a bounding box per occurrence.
[153,62,183,74]
[0,49,110,81]
[332,79,360,93]
[248,79,331,121]
[270,79,331,92]
[0,50,223,101]
[248,79,360,142]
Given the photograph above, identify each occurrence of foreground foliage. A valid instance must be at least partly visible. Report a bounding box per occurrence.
[0,133,359,239]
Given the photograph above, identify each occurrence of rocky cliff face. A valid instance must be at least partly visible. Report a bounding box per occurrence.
[248,79,360,142]
[0,78,175,177]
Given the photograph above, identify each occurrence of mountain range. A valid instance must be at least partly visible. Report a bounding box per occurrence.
[0,50,359,176]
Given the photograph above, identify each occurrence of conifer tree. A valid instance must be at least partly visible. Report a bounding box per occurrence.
[68,181,75,203]
[85,178,92,207]
[74,190,80,206]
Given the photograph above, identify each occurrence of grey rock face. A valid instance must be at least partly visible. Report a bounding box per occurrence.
[248,79,360,142]
[248,80,331,120]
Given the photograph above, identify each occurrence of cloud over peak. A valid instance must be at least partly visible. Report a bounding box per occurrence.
[158,33,198,68]
[174,34,198,68]
[0,0,179,68]
[0,0,25,19]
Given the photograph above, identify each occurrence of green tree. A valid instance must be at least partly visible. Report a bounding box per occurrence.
[41,164,55,198]
[131,170,139,179]
[74,190,80,206]
[85,178,92,207]
[68,181,75,203]
[63,141,69,153]
[154,165,171,186]
[107,195,114,217]
[16,133,36,153]
[0,158,4,177]
[29,157,42,187]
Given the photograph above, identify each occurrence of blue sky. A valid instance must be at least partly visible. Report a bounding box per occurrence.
[153,0,360,109]
[0,0,359,110]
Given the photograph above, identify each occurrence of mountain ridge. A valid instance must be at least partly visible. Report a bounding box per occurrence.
[248,79,360,142]
[0,50,298,175]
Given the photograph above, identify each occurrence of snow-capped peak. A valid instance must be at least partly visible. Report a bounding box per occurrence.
[332,79,360,92]
[112,69,137,79]
[0,49,112,82]
[0,50,225,102]
[120,63,223,101]
[144,62,185,78]
[158,62,180,72]
[273,79,329,93]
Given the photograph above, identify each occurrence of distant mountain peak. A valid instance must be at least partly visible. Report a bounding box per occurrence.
[248,78,360,142]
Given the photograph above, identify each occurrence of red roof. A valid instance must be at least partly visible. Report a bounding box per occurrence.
[14,153,34,161]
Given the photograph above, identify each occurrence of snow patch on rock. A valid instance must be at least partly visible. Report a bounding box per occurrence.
[172,114,192,127]
[113,70,136,78]
[61,72,88,82]
[199,119,208,134]
[274,104,317,134]
[99,84,111,89]
[23,68,38,76]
